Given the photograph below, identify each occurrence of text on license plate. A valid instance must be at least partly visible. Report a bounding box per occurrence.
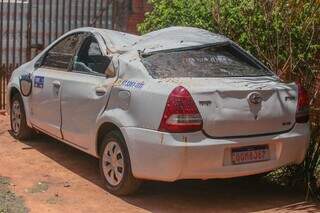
[231,145,270,165]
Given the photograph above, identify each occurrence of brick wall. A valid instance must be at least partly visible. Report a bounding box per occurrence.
[126,0,151,34]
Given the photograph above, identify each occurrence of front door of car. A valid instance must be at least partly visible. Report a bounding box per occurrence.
[60,35,115,149]
[30,33,84,138]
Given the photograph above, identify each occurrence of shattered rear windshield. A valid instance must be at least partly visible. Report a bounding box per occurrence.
[141,45,272,78]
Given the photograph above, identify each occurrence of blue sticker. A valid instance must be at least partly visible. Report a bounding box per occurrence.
[122,80,144,89]
[115,79,144,89]
[34,76,44,88]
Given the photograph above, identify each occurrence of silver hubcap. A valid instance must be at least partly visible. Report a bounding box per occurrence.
[11,100,22,134]
[102,141,124,186]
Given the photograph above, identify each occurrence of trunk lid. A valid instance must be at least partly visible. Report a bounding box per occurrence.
[168,77,297,138]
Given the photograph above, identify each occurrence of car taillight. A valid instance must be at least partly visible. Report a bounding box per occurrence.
[159,86,203,133]
[296,83,309,123]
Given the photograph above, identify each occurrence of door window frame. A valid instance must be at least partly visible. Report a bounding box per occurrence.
[35,32,86,72]
[71,33,113,77]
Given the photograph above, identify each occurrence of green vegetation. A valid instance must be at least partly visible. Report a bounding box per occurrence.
[138,0,214,33]
[0,177,28,213]
[26,182,49,194]
[139,0,320,199]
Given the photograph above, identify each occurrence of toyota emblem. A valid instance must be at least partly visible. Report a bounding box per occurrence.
[248,92,262,105]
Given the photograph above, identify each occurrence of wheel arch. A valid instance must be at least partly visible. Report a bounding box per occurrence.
[8,84,32,127]
[96,122,123,157]
[9,86,20,106]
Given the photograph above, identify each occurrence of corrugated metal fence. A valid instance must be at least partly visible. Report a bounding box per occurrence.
[0,0,130,110]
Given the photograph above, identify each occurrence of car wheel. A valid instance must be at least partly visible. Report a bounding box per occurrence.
[99,130,141,196]
[10,93,34,140]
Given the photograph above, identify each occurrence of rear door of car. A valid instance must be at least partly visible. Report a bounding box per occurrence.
[30,33,84,138]
[60,33,116,149]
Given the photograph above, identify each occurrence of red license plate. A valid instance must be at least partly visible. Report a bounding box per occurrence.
[231,145,270,165]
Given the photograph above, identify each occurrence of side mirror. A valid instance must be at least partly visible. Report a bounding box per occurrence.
[19,74,32,97]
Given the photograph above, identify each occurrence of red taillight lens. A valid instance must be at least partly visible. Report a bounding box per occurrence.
[159,86,203,133]
[296,83,309,123]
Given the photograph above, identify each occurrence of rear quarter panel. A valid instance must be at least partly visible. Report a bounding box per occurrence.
[93,77,176,158]
[97,52,175,131]
[102,78,174,130]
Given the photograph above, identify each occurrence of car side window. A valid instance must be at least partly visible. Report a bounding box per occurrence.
[73,36,111,75]
[41,33,83,70]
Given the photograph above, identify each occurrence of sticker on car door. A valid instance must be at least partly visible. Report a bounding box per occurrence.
[114,79,144,89]
[34,76,44,88]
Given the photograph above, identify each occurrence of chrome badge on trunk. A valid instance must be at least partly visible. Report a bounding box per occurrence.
[248,92,262,105]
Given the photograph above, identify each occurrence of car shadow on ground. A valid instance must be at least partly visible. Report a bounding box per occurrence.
[19,131,320,213]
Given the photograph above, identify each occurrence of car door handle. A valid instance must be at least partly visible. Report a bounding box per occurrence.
[95,87,106,96]
[52,80,61,88]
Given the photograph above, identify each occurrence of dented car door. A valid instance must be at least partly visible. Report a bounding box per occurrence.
[60,35,115,149]
[30,33,84,138]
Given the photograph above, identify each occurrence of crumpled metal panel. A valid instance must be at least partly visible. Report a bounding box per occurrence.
[95,26,228,54]
[98,27,298,138]
[134,27,228,53]
[96,28,140,53]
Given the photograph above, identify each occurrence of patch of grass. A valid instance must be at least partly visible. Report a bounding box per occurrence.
[0,176,28,213]
[27,182,49,194]
[46,194,62,205]
[0,178,10,186]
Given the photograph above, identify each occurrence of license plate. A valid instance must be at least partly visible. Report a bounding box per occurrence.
[231,145,270,165]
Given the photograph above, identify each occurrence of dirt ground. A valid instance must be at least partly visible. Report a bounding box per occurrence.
[0,114,319,213]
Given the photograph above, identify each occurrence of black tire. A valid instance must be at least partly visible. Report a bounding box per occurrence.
[99,130,141,196]
[10,93,34,140]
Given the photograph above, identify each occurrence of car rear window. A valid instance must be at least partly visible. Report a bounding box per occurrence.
[141,45,272,78]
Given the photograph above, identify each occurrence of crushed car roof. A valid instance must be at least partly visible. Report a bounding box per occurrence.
[134,27,229,53]
[66,27,139,53]
[72,27,229,53]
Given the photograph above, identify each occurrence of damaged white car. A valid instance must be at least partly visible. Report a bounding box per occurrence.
[7,27,310,195]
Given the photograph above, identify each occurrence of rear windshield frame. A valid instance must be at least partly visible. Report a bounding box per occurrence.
[140,42,274,78]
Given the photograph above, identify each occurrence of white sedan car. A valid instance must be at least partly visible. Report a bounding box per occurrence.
[7,27,309,195]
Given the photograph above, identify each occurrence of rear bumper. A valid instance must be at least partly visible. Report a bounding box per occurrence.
[121,123,309,182]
